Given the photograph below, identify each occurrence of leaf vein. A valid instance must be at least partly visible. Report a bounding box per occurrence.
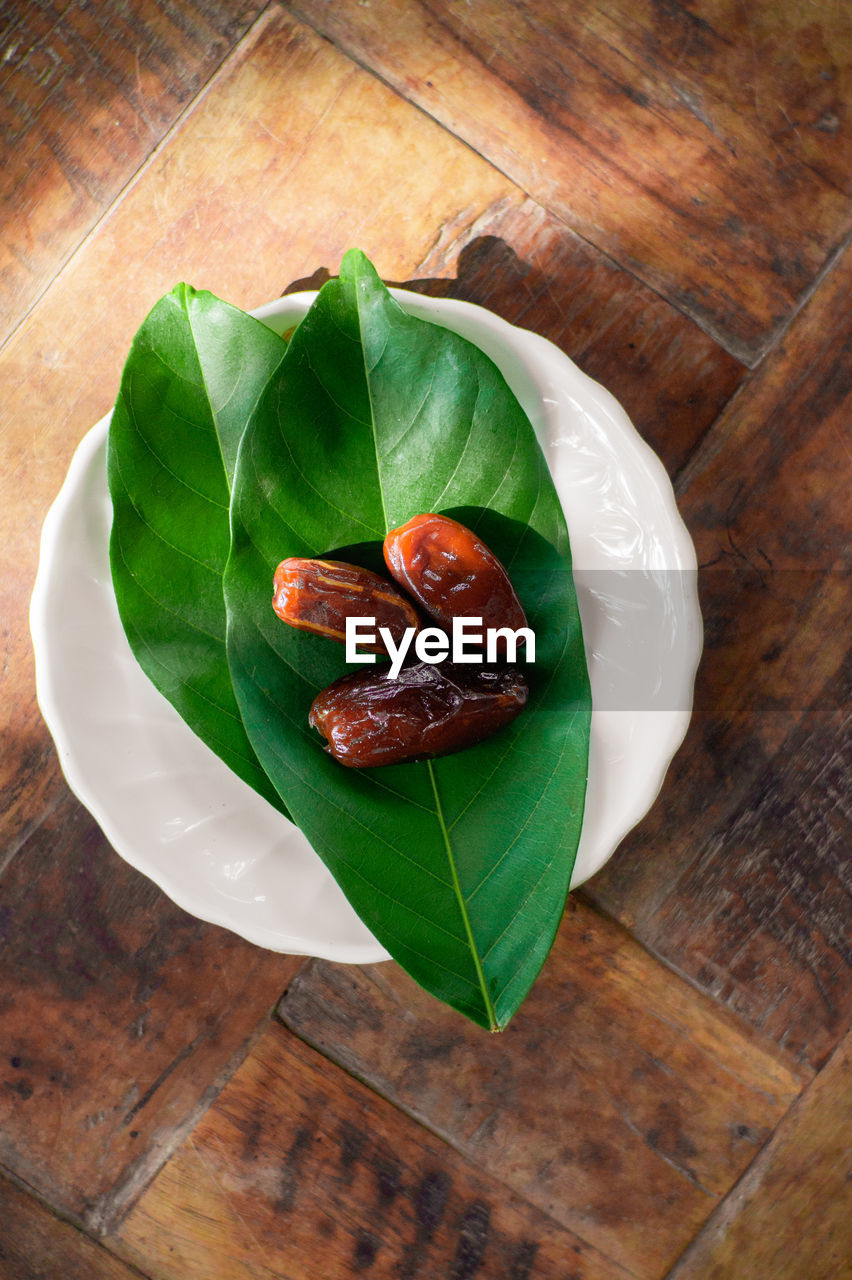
[123,380,228,510]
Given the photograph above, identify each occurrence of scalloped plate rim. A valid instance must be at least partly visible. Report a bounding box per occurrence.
[30,288,702,961]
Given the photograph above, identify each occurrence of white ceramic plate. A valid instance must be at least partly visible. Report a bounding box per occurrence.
[30,291,701,962]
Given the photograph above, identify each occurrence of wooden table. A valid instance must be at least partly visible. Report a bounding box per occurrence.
[2,4,849,1277]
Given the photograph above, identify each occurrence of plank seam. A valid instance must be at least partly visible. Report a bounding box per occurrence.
[282,2,830,367]
[672,223,852,498]
[88,980,306,1235]
[270,1003,643,1279]
[0,1,280,360]
[574,890,811,1093]
[660,1034,850,1279]
[0,1164,154,1280]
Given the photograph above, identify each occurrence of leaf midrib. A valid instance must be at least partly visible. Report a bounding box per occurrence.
[427,759,499,1030]
[181,288,233,496]
[351,262,498,1032]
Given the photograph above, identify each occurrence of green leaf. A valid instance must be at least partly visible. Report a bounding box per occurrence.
[225,250,591,1028]
[108,284,288,813]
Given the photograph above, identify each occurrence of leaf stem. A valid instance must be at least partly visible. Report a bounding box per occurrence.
[426,760,498,1032]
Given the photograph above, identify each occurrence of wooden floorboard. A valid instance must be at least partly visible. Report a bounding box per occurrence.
[666,1031,852,1280]
[619,661,851,1068]
[0,793,303,1226]
[587,243,852,1069]
[0,1171,150,1280]
[278,897,805,1278]
[285,0,852,361]
[117,1020,631,1280]
[0,0,268,350]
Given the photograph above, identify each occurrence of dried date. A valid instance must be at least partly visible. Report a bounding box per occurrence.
[383,514,527,647]
[309,663,529,768]
[273,558,419,653]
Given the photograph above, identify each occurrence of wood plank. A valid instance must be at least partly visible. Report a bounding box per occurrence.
[118,1020,631,1280]
[0,791,303,1227]
[586,243,852,1069]
[614,663,851,1067]
[667,1032,852,1279]
[397,196,745,477]
[278,897,807,1279]
[0,0,267,350]
[287,0,852,361]
[0,1172,150,1280]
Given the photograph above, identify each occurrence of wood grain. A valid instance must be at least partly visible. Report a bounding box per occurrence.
[0,793,303,1227]
[288,0,852,361]
[668,1032,852,1279]
[279,897,806,1278]
[118,1020,630,1280]
[0,1172,150,1280]
[0,0,267,350]
[622,661,851,1067]
[587,243,852,1068]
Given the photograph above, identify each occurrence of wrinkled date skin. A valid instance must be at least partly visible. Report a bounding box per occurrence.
[273,558,419,653]
[383,514,527,646]
[309,663,529,768]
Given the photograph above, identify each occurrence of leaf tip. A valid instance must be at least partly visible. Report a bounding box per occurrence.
[169,281,199,310]
[339,247,383,289]
[339,246,367,272]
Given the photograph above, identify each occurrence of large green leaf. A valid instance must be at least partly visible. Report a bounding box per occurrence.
[108,284,287,813]
[225,250,591,1029]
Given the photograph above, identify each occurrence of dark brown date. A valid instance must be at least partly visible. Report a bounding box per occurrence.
[273,558,419,653]
[383,514,527,646]
[308,663,529,768]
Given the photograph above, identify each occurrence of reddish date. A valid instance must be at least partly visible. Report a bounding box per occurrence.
[309,663,528,768]
[273,558,419,653]
[274,517,532,767]
[383,514,527,645]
